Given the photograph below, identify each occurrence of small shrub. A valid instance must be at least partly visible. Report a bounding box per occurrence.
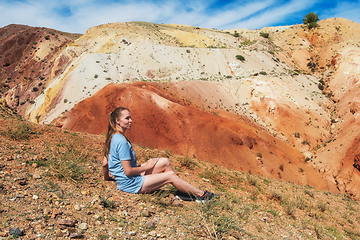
[233,31,240,37]
[269,191,282,202]
[99,198,116,210]
[256,152,262,158]
[317,200,327,212]
[294,132,300,138]
[44,35,50,40]
[179,155,196,169]
[200,167,222,185]
[94,74,98,78]
[302,140,311,146]
[260,32,269,38]
[279,163,284,171]
[259,71,267,75]
[283,201,296,218]
[304,189,315,198]
[318,83,324,90]
[295,195,307,210]
[236,55,245,62]
[32,86,39,92]
[247,174,258,186]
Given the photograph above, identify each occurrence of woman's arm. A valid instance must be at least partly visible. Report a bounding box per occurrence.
[122,158,159,176]
[102,156,113,181]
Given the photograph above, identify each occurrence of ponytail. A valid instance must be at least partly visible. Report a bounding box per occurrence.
[104,107,130,157]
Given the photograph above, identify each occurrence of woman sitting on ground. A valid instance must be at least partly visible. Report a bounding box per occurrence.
[102,107,215,202]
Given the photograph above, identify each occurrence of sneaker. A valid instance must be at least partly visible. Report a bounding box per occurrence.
[174,191,197,201]
[195,190,216,203]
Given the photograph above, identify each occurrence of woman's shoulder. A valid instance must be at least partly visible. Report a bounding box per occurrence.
[112,133,126,141]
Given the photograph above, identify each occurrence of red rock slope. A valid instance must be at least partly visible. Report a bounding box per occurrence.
[55,82,336,192]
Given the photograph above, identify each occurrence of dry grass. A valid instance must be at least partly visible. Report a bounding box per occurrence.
[1,110,360,239]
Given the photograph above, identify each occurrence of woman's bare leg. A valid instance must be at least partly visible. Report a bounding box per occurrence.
[138,171,204,196]
[142,158,174,175]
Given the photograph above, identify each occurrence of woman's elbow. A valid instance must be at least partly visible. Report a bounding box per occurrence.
[102,156,108,168]
[123,169,131,177]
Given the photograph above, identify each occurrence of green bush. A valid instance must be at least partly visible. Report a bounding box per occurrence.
[260,32,269,38]
[236,55,245,62]
[233,31,240,37]
[303,12,319,29]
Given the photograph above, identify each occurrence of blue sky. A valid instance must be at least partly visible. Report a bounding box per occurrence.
[0,0,359,33]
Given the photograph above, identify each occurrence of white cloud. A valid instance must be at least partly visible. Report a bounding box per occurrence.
[200,0,275,29]
[224,0,318,29]
[320,1,360,24]
[0,0,358,33]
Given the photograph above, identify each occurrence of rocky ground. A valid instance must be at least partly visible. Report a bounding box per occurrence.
[1,105,360,239]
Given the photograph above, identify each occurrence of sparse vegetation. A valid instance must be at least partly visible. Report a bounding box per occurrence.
[1,123,35,140]
[279,163,284,171]
[236,55,245,62]
[259,71,267,75]
[178,155,196,169]
[294,132,300,138]
[260,32,269,38]
[45,137,90,182]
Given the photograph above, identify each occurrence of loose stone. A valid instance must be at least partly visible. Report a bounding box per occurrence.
[9,228,24,236]
[32,173,41,179]
[78,223,88,230]
[145,221,156,229]
[126,231,136,236]
[57,219,76,227]
[69,232,83,239]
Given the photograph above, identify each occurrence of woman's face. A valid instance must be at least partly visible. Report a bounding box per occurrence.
[116,110,132,132]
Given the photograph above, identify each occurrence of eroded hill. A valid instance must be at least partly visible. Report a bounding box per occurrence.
[1,18,360,198]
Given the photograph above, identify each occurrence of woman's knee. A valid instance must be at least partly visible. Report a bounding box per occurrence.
[164,170,178,180]
[158,158,171,168]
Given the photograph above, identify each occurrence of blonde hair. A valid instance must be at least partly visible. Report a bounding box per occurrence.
[104,107,130,157]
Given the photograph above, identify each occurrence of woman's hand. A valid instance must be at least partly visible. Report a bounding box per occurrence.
[122,158,159,176]
[145,158,159,171]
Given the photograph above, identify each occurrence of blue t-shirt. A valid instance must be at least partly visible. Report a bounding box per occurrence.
[108,134,145,193]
